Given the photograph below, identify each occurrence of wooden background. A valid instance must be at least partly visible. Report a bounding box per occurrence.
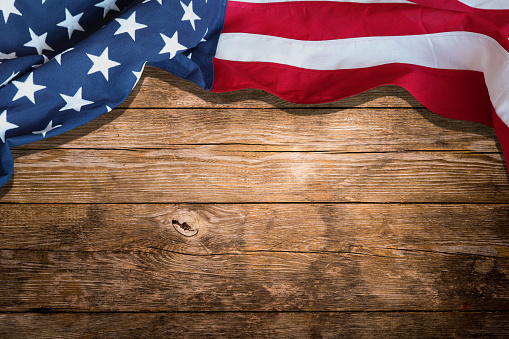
[1,65,508,337]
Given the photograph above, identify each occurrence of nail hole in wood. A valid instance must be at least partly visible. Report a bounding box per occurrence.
[172,220,198,237]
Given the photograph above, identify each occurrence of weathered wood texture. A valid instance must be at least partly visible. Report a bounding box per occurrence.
[3,149,508,203]
[1,204,508,256]
[1,66,508,336]
[2,249,509,312]
[15,108,499,152]
[1,312,509,339]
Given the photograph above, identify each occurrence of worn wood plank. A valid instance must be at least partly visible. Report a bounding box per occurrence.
[121,66,423,109]
[2,149,507,203]
[0,249,508,312]
[1,312,508,338]
[0,204,507,258]
[18,108,499,153]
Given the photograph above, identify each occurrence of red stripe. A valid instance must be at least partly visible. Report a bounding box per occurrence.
[223,1,509,45]
[212,58,493,126]
[411,0,509,37]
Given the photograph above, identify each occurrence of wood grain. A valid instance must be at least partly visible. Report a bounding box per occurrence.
[2,63,509,336]
[2,148,507,203]
[1,249,508,312]
[121,66,424,109]
[1,312,508,338]
[18,108,499,153]
[0,204,507,257]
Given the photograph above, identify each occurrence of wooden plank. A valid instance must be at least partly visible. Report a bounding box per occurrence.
[121,66,423,109]
[0,249,508,312]
[2,149,508,203]
[0,204,508,258]
[1,312,508,338]
[19,108,499,153]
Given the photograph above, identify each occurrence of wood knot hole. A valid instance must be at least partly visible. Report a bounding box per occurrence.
[172,220,198,237]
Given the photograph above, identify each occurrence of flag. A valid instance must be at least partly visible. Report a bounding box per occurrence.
[212,0,509,161]
[0,0,508,187]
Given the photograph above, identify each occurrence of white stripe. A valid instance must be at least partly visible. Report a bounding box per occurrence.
[234,0,415,3]
[232,0,509,10]
[216,31,509,125]
[457,0,509,10]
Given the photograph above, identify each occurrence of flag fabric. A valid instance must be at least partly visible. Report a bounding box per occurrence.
[0,0,225,187]
[212,0,509,159]
[0,0,508,187]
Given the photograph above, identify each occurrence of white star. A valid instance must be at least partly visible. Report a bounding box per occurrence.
[159,32,186,59]
[32,120,62,138]
[0,111,18,143]
[54,47,74,65]
[0,52,16,60]
[132,68,143,82]
[12,73,46,104]
[0,71,19,88]
[59,87,94,112]
[132,63,145,82]
[200,28,208,43]
[32,55,50,69]
[187,52,192,60]
[180,1,200,31]
[0,0,21,24]
[24,28,54,55]
[95,0,120,18]
[0,51,16,66]
[132,62,146,89]
[86,47,120,81]
[57,9,84,39]
[142,0,162,4]
[115,12,147,41]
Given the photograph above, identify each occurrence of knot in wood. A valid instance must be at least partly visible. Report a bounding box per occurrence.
[172,219,199,237]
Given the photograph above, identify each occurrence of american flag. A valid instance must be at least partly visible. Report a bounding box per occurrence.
[0,0,508,187]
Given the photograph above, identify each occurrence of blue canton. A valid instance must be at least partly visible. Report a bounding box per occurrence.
[0,0,226,186]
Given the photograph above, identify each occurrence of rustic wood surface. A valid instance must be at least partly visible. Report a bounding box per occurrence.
[1,66,508,337]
